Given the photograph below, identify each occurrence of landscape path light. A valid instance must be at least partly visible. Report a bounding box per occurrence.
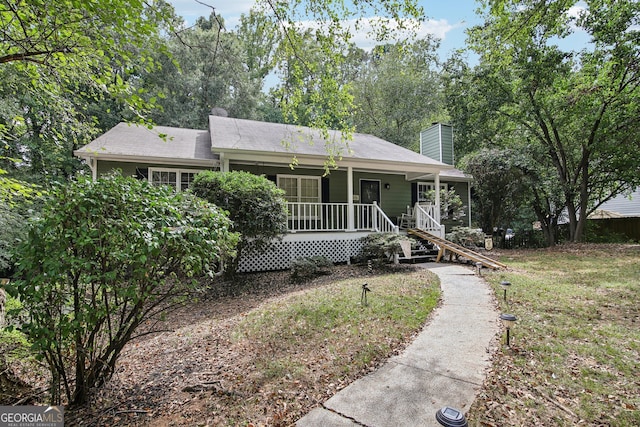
[500,280,511,302]
[361,283,371,306]
[435,406,468,427]
[499,313,518,347]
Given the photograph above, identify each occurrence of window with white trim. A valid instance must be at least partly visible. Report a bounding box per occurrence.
[277,175,321,203]
[149,168,202,192]
[417,182,448,203]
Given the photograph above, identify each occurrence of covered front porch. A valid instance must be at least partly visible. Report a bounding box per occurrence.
[213,117,454,239]
[238,202,444,273]
[223,159,450,238]
[211,116,456,272]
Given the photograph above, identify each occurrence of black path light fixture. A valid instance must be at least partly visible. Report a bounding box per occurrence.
[500,313,518,347]
[435,406,468,427]
[500,280,511,302]
[361,283,371,306]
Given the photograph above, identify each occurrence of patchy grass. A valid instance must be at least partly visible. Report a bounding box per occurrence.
[468,244,640,426]
[222,269,440,425]
[62,265,440,426]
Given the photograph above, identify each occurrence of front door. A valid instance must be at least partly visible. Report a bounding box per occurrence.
[360,180,380,205]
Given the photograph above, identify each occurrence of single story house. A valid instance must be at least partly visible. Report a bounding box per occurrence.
[75,116,472,271]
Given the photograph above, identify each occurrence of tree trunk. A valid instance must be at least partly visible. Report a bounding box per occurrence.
[574,204,588,243]
[72,345,88,406]
[50,368,61,406]
[574,162,591,243]
[542,223,556,247]
[72,277,88,406]
[566,200,578,242]
[225,244,244,279]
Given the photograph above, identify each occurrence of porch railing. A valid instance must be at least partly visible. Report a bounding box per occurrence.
[414,202,445,238]
[287,202,346,232]
[361,202,398,234]
[287,202,398,233]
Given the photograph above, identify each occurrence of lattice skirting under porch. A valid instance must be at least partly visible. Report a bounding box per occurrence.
[238,232,369,273]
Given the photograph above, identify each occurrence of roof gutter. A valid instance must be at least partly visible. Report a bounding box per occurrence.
[215,149,453,175]
[73,151,219,168]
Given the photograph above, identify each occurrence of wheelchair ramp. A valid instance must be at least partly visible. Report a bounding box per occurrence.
[407,229,507,270]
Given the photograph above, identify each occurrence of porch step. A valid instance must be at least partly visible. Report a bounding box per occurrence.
[398,253,438,264]
[398,241,439,264]
[407,229,507,270]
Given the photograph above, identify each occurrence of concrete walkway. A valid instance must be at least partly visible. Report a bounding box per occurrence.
[297,263,499,427]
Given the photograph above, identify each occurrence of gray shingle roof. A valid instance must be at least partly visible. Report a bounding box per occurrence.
[439,168,472,181]
[75,118,469,179]
[74,123,215,164]
[209,116,450,168]
[598,188,640,217]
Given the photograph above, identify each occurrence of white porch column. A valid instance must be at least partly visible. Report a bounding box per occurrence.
[467,183,472,227]
[434,172,441,224]
[90,157,97,181]
[347,166,354,231]
[219,153,229,172]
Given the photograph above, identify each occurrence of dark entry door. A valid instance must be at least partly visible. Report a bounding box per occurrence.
[360,180,380,205]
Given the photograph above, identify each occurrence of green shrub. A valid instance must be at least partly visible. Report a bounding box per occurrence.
[192,171,288,276]
[421,188,466,221]
[0,203,28,277]
[2,293,26,329]
[585,221,635,243]
[446,226,486,248]
[0,327,32,363]
[0,326,40,405]
[360,233,414,264]
[291,256,333,282]
[11,172,238,405]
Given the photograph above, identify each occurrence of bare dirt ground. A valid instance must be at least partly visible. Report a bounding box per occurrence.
[66,263,412,426]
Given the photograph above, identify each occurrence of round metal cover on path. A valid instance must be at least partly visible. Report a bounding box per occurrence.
[435,406,468,427]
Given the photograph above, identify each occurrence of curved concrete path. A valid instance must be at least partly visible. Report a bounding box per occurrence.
[297,263,499,427]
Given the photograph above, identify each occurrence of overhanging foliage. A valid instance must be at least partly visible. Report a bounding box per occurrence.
[11,172,238,405]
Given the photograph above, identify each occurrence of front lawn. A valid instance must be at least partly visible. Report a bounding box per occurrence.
[65,264,440,425]
[469,244,640,426]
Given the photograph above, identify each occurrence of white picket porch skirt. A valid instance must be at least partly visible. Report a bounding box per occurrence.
[238,232,371,273]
